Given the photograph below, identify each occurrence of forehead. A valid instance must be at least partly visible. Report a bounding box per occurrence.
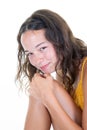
[21,29,47,50]
[21,29,46,42]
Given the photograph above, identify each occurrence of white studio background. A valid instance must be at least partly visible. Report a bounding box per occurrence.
[0,0,87,130]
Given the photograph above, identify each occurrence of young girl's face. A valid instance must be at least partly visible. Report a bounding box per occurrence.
[21,29,59,74]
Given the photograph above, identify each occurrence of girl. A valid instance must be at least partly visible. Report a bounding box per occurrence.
[16,9,87,130]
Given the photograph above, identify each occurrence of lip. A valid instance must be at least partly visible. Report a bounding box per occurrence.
[40,63,50,71]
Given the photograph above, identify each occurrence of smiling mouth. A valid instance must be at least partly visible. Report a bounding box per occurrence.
[40,63,50,71]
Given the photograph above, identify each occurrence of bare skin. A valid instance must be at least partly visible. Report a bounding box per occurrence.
[24,96,51,130]
[21,29,87,130]
[26,74,82,130]
[24,61,87,130]
[24,81,82,130]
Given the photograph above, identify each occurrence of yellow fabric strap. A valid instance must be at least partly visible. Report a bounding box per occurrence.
[80,57,87,82]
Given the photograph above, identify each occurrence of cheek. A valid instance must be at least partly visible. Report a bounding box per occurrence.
[43,52,52,61]
[48,49,57,60]
[28,57,35,66]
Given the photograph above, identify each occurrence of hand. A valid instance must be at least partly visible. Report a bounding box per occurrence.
[29,73,55,103]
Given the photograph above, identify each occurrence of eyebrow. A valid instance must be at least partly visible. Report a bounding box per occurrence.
[35,42,46,48]
[24,42,46,53]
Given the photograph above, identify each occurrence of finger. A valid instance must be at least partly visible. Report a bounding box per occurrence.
[44,73,51,78]
[44,73,50,77]
[34,72,45,79]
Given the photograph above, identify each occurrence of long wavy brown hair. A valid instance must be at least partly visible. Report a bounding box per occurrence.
[16,9,87,93]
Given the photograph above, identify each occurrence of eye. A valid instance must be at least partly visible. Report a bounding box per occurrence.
[25,52,33,57]
[40,46,47,51]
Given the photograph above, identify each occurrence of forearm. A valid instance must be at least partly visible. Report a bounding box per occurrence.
[24,96,51,130]
[44,91,82,130]
[53,83,82,125]
[28,73,82,130]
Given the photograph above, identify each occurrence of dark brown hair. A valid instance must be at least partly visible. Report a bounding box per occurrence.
[16,9,87,92]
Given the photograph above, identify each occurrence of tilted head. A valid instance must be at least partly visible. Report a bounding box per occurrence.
[17,9,87,92]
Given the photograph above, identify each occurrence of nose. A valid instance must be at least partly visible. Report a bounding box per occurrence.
[34,53,44,65]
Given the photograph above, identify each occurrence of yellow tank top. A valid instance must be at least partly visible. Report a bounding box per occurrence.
[72,57,87,110]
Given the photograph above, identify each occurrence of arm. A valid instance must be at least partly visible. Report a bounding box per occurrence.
[44,84,82,130]
[53,80,82,125]
[43,62,87,130]
[24,96,51,130]
[29,73,83,130]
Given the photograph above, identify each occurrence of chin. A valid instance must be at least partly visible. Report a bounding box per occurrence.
[45,69,55,74]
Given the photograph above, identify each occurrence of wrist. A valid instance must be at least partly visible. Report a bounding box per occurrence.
[42,89,55,107]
